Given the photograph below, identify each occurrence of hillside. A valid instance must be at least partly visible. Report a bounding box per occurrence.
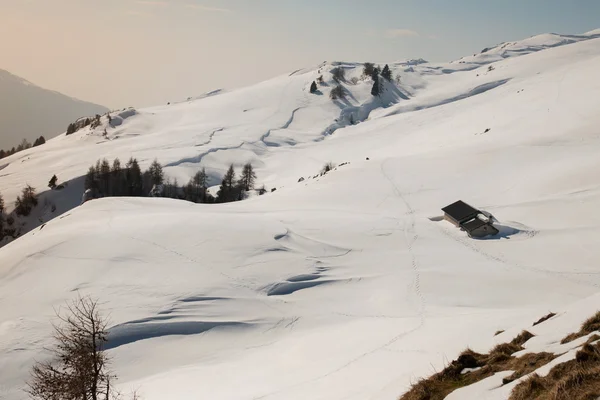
[1,31,600,400]
[0,69,108,149]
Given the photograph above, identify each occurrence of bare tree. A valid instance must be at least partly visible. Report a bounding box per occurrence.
[238,163,257,192]
[27,296,114,400]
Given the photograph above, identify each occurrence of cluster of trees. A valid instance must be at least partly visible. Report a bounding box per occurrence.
[67,114,103,135]
[84,157,259,204]
[312,63,396,101]
[15,185,38,216]
[0,136,46,159]
[364,63,393,97]
[0,184,39,241]
[85,157,155,198]
[215,163,258,203]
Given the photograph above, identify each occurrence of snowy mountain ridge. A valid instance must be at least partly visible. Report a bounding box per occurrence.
[1,30,600,400]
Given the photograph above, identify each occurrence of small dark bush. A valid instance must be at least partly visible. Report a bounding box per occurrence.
[330,85,345,100]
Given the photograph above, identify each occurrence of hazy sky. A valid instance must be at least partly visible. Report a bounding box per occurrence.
[1,0,598,108]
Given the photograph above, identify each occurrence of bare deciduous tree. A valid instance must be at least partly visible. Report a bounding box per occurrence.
[27,296,114,400]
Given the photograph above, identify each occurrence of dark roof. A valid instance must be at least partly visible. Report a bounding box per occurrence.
[442,200,480,223]
[461,218,487,232]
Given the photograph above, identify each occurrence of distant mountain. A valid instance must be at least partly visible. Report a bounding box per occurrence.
[0,69,108,149]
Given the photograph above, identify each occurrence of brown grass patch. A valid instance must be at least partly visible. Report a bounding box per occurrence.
[509,341,600,400]
[560,311,600,344]
[533,313,556,327]
[399,331,556,400]
[495,330,505,336]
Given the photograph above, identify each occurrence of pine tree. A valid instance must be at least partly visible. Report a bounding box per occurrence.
[223,164,236,188]
[363,62,376,78]
[111,158,123,196]
[238,163,257,192]
[85,165,97,191]
[126,158,143,196]
[148,159,164,186]
[15,185,37,216]
[193,168,208,202]
[99,159,111,195]
[310,81,318,94]
[371,75,382,97]
[48,175,58,189]
[217,164,238,203]
[381,64,392,81]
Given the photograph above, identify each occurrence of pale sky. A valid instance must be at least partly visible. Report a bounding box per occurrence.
[1,0,598,109]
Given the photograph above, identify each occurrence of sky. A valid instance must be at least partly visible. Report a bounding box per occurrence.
[0,0,599,109]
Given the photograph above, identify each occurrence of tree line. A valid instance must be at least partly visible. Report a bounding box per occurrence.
[0,136,46,159]
[84,157,259,204]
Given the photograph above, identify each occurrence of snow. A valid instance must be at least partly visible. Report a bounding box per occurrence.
[1,32,600,400]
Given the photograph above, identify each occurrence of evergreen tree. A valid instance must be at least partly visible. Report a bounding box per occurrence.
[381,64,392,81]
[148,159,164,186]
[85,166,97,190]
[48,175,57,189]
[223,164,236,188]
[310,81,318,94]
[362,62,376,78]
[216,164,237,203]
[112,158,121,172]
[15,185,37,216]
[111,158,123,196]
[238,163,257,192]
[99,158,111,195]
[371,75,382,97]
[193,168,208,202]
[126,158,143,196]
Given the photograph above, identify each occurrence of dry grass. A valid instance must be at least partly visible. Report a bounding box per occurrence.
[399,331,555,400]
[560,311,600,344]
[533,312,556,327]
[502,352,556,384]
[494,330,505,336]
[510,341,600,400]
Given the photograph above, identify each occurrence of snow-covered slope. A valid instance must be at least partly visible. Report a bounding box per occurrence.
[1,32,600,400]
[0,69,108,149]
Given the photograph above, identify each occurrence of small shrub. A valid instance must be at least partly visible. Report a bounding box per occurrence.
[321,162,335,175]
[350,77,359,85]
[310,81,318,94]
[317,75,324,85]
[495,330,505,336]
